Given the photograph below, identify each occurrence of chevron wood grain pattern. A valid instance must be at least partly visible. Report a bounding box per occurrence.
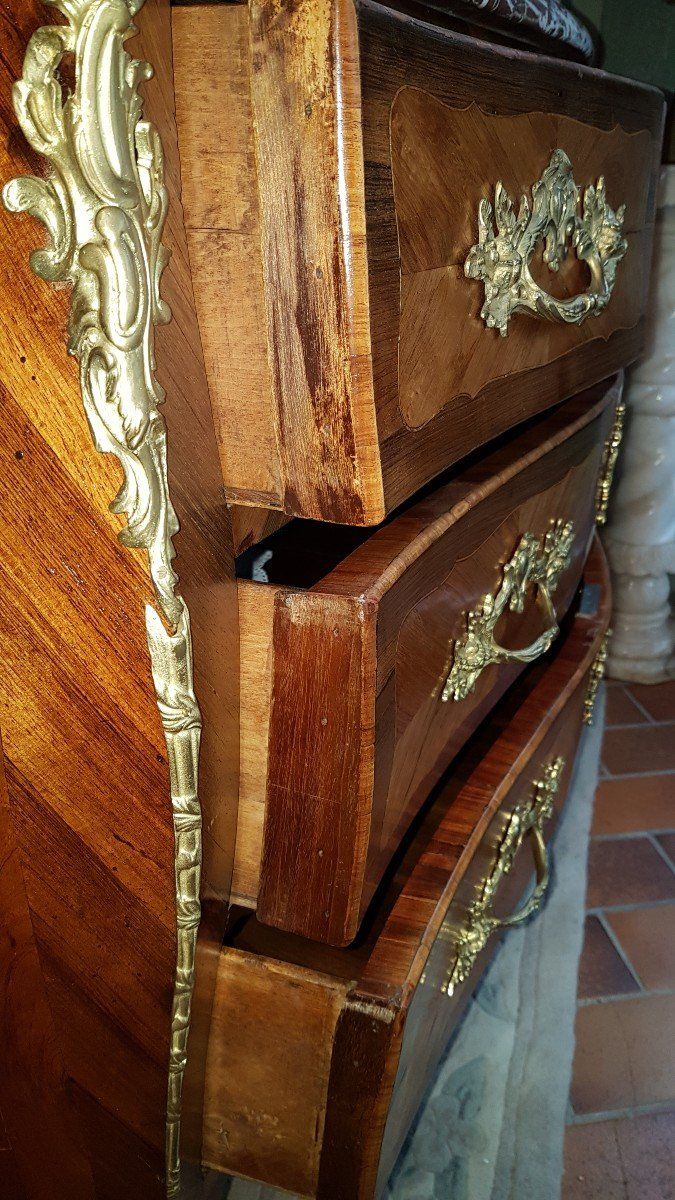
[0,1,239,1194]
[235,380,618,945]
[204,536,610,1197]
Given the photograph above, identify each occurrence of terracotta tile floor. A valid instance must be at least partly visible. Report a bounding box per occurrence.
[563,679,675,1200]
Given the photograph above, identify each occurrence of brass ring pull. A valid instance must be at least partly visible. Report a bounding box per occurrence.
[442,520,574,703]
[442,757,564,996]
[465,150,627,338]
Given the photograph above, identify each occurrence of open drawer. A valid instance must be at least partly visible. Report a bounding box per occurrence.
[173,0,662,541]
[233,379,621,944]
[205,536,610,1198]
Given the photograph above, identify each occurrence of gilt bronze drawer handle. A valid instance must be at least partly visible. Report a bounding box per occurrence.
[442,520,575,703]
[465,149,627,337]
[442,757,565,996]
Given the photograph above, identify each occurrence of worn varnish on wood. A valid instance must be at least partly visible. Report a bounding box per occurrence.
[0,1,239,1193]
[206,537,610,1199]
[233,379,620,945]
[172,1,663,544]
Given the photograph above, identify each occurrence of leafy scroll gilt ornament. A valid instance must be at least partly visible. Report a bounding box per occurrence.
[596,401,626,526]
[3,2,200,1195]
[442,756,564,997]
[465,149,628,337]
[442,520,575,703]
[583,629,611,725]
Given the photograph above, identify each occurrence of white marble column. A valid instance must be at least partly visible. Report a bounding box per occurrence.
[603,167,675,682]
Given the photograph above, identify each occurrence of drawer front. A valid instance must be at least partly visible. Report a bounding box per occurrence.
[361,2,662,514]
[208,550,609,1199]
[371,446,596,884]
[174,1,662,530]
[248,388,618,945]
[394,99,650,431]
[372,674,591,1196]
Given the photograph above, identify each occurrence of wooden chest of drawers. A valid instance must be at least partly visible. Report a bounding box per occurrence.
[0,0,661,1195]
[234,379,620,943]
[206,538,610,1198]
[173,1,663,538]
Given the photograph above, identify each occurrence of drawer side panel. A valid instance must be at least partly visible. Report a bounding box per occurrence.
[258,594,376,944]
[204,952,347,1195]
[248,0,383,523]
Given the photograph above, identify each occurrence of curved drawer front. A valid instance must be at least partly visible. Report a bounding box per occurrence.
[393,96,652,431]
[373,642,601,1199]
[235,383,620,944]
[206,547,610,1199]
[173,1,662,535]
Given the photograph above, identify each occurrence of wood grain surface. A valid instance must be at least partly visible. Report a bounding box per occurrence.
[359,0,664,513]
[392,93,653,428]
[205,537,610,1197]
[173,4,283,513]
[233,580,282,905]
[0,0,239,1193]
[242,381,618,945]
[172,0,662,538]
[0,735,95,1200]
[175,0,383,528]
[203,955,349,1195]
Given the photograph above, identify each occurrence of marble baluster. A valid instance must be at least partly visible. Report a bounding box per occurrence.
[603,167,675,682]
